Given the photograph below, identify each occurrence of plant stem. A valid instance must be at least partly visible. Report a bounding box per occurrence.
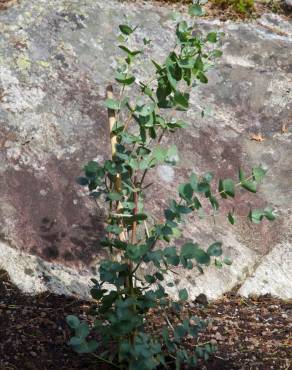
[126,174,139,345]
[139,128,166,187]
[131,175,138,245]
[163,312,175,332]
[214,174,254,197]
[91,353,121,368]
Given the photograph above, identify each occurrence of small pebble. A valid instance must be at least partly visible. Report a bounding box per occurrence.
[215,332,223,341]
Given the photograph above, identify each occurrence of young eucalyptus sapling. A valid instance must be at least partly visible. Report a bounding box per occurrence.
[66,3,275,369]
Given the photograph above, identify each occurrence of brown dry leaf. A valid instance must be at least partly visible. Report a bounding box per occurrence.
[281,123,289,134]
[0,88,6,102]
[0,0,17,10]
[214,332,224,341]
[258,23,288,37]
[250,133,265,142]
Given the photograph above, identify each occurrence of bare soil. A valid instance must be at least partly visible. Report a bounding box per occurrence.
[1,0,291,20]
[128,0,292,21]
[0,270,291,369]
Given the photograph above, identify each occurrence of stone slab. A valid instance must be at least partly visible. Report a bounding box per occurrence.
[0,0,291,299]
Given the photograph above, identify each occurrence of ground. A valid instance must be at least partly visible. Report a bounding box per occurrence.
[0,270,291,369]
[130,0,292,21]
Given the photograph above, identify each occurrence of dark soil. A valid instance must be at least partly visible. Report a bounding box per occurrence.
[0,269,291,369]
[1,0,291,20]
[128,0,292,21]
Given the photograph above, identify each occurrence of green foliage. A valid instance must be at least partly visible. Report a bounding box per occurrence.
[67,2,275,369]
[233,0,254,13]
[211,0,254,14]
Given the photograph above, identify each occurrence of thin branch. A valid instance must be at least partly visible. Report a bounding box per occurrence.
[144,220,150,238]
[214,174,255,198]
[163,312,175,332]
[91,353,121,369]
[122,111,134,133]
[139,128,166,187]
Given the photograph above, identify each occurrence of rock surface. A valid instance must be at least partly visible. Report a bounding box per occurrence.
[0,0,291,300]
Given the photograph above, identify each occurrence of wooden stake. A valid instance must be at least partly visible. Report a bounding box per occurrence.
[106,85,122,192]
[106,85,125,245]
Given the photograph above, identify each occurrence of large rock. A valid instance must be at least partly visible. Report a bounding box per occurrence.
[0,1,291,300]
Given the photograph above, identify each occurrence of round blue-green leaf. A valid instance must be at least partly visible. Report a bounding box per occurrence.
[76,322,89,339]
[68,336,84,346]
[207,242,223,257]
[242,180,257,193]
[249,209,264,224]
[104,98,120,110]
[107,192,122,201]
[228,212,235,225]
[207,32,217,43]
[119,24,134,35]
[145,274,156,283]
[66,315,80,329]
[181,242,199,259]
[215,259,223,269]
[155,272,164,281]
[188,4,203,16]
[193,248,210,265]
[213,50,223,58]
[76,177,89,186]
[197,72,208,84]
[174,91,189,110]
[219,178,235,198]
[223,257,232,265]
[86,340,99,352]
[252,166,267,183]
[264,207,276,221]
[178,183,193,201]
[105,224,123,235]
[115,73,135,85]
[73,341,96,354]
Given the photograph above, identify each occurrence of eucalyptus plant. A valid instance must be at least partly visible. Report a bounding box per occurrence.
[66,3,275,369]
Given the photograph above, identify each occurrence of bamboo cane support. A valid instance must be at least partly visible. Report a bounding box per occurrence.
[106,85,126,245]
